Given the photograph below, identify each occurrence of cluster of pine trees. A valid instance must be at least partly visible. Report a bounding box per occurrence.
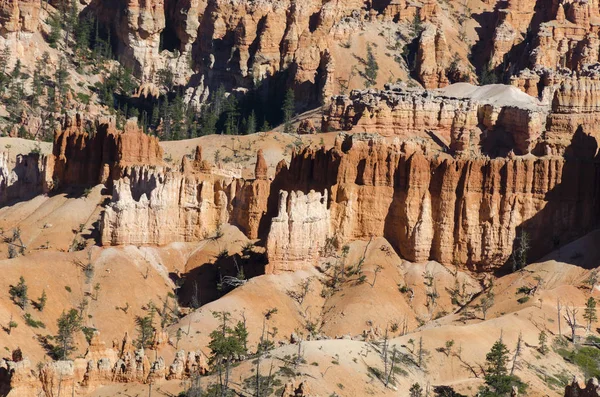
[1,0,299,141]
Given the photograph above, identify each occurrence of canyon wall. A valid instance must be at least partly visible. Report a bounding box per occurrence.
[0,151,51,205]
[52,117,163,188]
[274,136,600,271]
[100,149,270,246]
[322,84,548,156]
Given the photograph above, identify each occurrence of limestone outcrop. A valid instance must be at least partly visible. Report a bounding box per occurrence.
[100,165,230,245]
[0,151,51,205]
[101,149,270,245]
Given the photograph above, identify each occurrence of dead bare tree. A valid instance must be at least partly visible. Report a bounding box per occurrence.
[557,298,562,337]
[564,304,579,342]
[510,332,523,376]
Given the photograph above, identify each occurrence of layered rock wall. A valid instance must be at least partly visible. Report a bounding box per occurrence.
[276,137,600,270]
[101,150,270,245]
[52,117,163,188]
[0,151,51,205]
[322,84,547,155]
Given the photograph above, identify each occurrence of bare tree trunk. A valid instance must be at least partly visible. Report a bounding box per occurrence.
[510,332,522,376]
[557,299,562,337]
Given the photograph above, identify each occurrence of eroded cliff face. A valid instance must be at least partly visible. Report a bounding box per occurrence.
[322,83,548,156]
[266,190,331,273]
[100,148,270,245]
[100,165,230,245]
[0,0,40,35]
[52,116,163,188]
[274,136,600,271]
[0,152,51,205]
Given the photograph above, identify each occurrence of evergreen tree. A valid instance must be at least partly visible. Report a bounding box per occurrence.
[0,47,9,92]
[161,96,171,138]
[282,89,295,134]
[38,290,47,312]
[223,95,239,135]
[201,107,218,136]
[31,54,48,108]
[55,309,82,359]
[157,67,174,91]
[9,276,28,310]
[585,297,597,332]
[410,383,423,397]
[260,119,271,132]
[364,43,379,88]
[55,57,69,114]
[47,12,63,48]
[74,15,93,56]
[213,85,227,117]
[150,103,160,129]
[170,94,186,140]
[65,0,78,49]
[246,110,257,135]
[479,339,522,397]
[135,309,156,349]
[208,311,247,395]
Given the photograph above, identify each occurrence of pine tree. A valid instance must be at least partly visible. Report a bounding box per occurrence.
[260,119,271,132]
[74,15,93,56]
[282,89,295,134]
[364,43,379,88]
[135,309,156,349]
[208,311,247,395]
[479,339,520,397]
[31,54,48,108]
[410,383,423,397]
[0,47,9,92]
[9,276,28,310]
[55,309,82,359]
[55,57,69,114]
[213,85,226,117]
[246,110,257,135]
[170,94,186,140]
[201,108,218,136]
[47,12,63,48]
[65,0,78,49]
[151,103,160,130]
[584,297,597,332]
[38,290,47,312]
[223,95,239,135]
